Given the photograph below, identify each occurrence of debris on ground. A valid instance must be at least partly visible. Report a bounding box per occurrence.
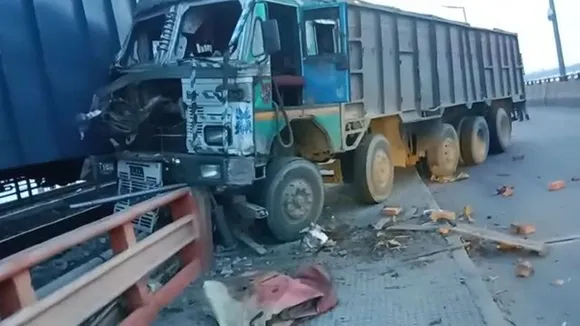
[545,234,580,245]
[402,243,469,262]
[551,278,570,286]
[426,209,456,222]
[510,223,536,236]
[382,206,402,217]
[496,243,522,251]
[373,217,394,230]
[232,229,268,256]
[438,227,450,235]
[387,239,403,249]
[512,154,525,161]
[301,224,329,251]
[430,172,470,184]
[515,260,534,278]
[496,185,514,197]
[461,205,475,223]
[386,224,440,232]
[203,264,338,325]
[451,223,548,256]
[548,180,566,191]
[571,177,580,182]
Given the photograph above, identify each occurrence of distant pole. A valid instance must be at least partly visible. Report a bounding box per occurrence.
[548,0,566,77]
[442,5,468,23]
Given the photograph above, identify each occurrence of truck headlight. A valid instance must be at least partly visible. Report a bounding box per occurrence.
[200,164,221,179]
[204,126,229,146]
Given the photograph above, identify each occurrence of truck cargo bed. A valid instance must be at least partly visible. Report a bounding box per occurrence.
[347,2,525,120]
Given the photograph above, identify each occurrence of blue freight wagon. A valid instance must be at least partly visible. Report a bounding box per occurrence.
[0,0,135,186]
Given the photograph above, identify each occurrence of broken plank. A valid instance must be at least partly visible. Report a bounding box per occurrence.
[451,223,548,256]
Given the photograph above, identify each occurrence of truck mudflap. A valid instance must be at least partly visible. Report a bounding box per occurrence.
[0,187,212,326]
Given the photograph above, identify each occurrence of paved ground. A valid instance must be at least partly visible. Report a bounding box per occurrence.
[428,106,580,326]
[156,169,506,326]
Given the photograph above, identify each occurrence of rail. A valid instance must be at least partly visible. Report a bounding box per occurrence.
[0,187,213,326]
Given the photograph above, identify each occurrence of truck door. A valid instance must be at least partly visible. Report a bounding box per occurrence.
[301,4,349,104]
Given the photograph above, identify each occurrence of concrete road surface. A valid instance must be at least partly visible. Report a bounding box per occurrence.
[429,106,580,326]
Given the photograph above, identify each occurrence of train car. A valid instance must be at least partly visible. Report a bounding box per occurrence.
[0,0,136,189]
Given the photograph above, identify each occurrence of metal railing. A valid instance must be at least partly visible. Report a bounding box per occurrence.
[0,187,213,326]
[525,72,580,85]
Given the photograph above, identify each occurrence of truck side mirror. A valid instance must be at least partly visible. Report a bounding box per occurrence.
[261,19,281,55]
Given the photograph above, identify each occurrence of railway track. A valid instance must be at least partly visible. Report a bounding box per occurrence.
[0,181,117,260]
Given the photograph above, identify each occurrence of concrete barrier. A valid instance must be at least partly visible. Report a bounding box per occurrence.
[526,73,580,107]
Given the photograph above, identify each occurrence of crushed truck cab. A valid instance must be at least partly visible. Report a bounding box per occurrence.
[80,0,527,241]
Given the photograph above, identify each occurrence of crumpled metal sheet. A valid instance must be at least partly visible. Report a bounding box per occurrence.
[203,264,337,326]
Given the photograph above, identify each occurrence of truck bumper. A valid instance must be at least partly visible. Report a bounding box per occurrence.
[90,152,256,187]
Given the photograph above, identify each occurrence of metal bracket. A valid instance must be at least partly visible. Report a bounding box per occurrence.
[232,196,268,220]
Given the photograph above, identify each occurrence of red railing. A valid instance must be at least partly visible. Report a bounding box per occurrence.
[0,187,213,326]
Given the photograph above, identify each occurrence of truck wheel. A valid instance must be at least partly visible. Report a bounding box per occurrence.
[260,157,324,242]
[353,134,394,204]
[459,116,490,166]
[427,123,460,177]
[487,106,512,153]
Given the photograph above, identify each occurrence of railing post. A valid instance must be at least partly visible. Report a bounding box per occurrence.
[0,271,36,318]
[109,223,150,311]
[169,189,212,271]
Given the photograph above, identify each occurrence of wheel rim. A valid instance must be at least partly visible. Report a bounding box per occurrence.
[281,179,314,222]
[441,137,458,167]
[473,126,488,161]
[498,109,511,146]
[371,149,391,193]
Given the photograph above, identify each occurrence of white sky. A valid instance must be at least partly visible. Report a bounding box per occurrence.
[368,0,580,73]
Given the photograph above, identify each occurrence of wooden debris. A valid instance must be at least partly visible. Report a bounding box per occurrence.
[497,243,521,251]
[462,205,474,223]
[387,239,403,249]
[450,223,548,256]
[430,172,470,184]
[438,227,450,235]
[496,185,514,197]
[373,217,393,230]
[510,223,536,235]
[429,209,456,222]
[382,206,402,216]
[515,260,534,278]
[549,180,566,191]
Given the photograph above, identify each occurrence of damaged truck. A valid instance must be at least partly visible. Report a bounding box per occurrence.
[79,0,526,242]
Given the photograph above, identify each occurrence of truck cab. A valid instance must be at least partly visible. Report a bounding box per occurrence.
[82,0,352,241]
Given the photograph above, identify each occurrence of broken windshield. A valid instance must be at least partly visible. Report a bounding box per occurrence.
[119,1,243,67]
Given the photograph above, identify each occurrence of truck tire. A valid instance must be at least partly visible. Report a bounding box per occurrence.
[427,123,460,177]
[487,106,512,153]
[459,116,490,166]
[353,134,394,204]
[260,157,324,242]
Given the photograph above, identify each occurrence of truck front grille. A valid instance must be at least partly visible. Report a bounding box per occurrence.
[114,160,163,234]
